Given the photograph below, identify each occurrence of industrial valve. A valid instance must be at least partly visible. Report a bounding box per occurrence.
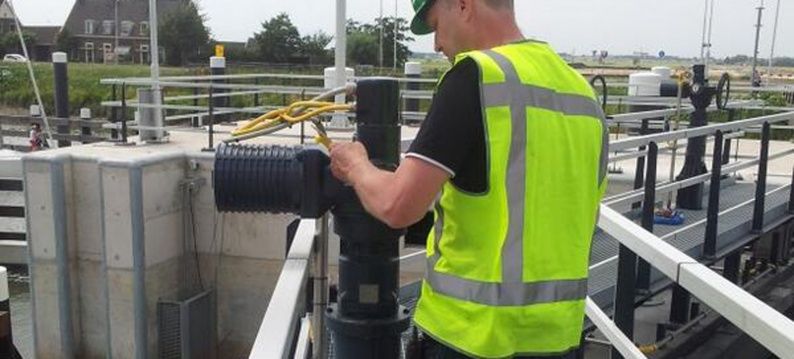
[213,78,411,359]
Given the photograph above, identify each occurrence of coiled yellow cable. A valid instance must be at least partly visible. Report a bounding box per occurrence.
[231,101,354,147]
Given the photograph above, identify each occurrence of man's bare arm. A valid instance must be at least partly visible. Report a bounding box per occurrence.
[330,142,449,229]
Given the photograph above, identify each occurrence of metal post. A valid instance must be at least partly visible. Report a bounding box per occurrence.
[752,122,770,232]
[110,84,119,139]
[704,131,724,257]
[79,108,92,143]
[0,266,13,358]
[253,78,260,108]
[636,142,657,291]
[210,56,226,122]
[722,110,735,165]
[312,215,329,359]
[633,119,649,210]
[788,169,794,214]
[120,83,128,144]
[613,244,637,359]
[669,284,691,325]
[52,52,70,147]
[192,86,200,127]
[751,2,765,88]
[203,87,215,152]
[724,251,741,284]
[404,62,421,123]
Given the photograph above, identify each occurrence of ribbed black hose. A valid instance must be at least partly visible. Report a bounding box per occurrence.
[214,143,303,214]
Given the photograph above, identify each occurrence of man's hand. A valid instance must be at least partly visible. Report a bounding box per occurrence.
[330,141,370,185]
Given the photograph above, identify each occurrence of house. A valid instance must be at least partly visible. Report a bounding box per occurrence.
[0,0,58,61]
[61,0,186,64]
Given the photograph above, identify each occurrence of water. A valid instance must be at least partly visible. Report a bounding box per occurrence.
[6,267,33,359]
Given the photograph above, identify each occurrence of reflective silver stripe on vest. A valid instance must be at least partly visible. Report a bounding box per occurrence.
[484,50,527,285]
[424,50,592,306]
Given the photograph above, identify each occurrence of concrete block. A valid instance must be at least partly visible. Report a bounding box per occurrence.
[77,259,108,358]
[221,213,294,260]
[101,167,133,269]
[142,160,184,221]
[215,256,283,344]
[72,160,103,260]
[143,212,183,267]
[105,268,136,358]
[29,261,64,358]
[25,161,56,260]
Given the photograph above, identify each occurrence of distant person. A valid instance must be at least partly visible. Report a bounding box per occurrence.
[29,123,47,151]
[329,0,608,358]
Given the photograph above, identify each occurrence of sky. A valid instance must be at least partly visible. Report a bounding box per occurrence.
[9,0,794,59]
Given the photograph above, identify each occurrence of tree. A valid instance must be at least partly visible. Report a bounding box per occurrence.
[252,13,302,63]
[0,31,36,58]
[159,1,211,66]
[344,17,413,68]
[299,31,332,65]
[55,29,79,59]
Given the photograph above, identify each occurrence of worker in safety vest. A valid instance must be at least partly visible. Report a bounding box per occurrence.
[330,0,608,357]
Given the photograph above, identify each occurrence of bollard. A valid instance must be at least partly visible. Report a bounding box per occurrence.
[52,52,70,147]
[1,266,16,359]
[404,62,421,124]
[210,56,226,123]
[79,108,92,144]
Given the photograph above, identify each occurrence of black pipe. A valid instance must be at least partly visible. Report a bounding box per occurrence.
[613,244,637,359]
[636,142,657,291]
[752,122,770,232]
[53,53,71,147]
[326,79,410,359]
[204,87,215,151]
[722,110,735,166]
[704,131,724,258]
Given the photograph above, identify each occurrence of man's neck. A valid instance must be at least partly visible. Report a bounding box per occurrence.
[476,22,524,50]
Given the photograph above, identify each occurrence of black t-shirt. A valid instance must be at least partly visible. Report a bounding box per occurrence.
[407,58,487,194]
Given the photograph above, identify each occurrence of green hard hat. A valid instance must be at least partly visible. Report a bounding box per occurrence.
[410,0,435,35]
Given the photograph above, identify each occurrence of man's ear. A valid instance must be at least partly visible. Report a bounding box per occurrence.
[458,0,475,22]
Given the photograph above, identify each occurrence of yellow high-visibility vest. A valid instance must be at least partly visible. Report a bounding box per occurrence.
[413,40,608,358]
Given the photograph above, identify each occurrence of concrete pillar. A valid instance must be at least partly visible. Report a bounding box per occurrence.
[52,52,70,147]
[137,88,165,143]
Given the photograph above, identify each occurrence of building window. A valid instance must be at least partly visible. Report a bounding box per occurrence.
[139,21,149,36]
[84,20,95,34]
[84,42,95,63]
[102,20,114,35]
[121,21,134,37]
[139,44,149,64]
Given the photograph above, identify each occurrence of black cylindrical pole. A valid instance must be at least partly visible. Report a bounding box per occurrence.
[636,142,657,291]
[326,78,410,359]
[203,87,215,152]
[52,52,71,147]
[676,64,716,210]
[752,122,771,232]
[704,131,724,257]
[110,84,119,139]
[632,119,649,210]
[210,56,226,122]
[722,110,736,165]
[789,165,794,214]
[120,84,128,144]
[613,244,637,359]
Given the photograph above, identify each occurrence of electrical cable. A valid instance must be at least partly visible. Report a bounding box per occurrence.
[6,0,55,145]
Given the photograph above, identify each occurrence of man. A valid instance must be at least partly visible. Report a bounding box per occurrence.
[330,0,608,357]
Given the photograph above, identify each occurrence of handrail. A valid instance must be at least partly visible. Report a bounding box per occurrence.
[249,219,317,359]
[598,205,794,359]
[610,111,794,152]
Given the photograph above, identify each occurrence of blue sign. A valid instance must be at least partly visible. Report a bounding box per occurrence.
[659,50,666,59]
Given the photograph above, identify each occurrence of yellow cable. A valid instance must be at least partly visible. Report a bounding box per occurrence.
[230,101,353,139]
